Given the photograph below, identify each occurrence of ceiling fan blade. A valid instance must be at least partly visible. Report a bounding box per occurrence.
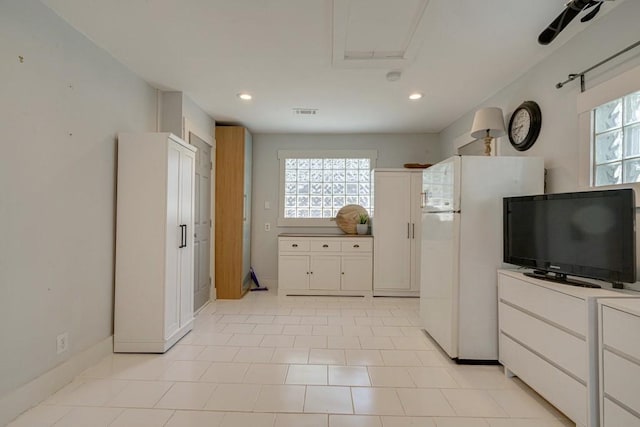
[538,0,593,45]
[581,2,603,22]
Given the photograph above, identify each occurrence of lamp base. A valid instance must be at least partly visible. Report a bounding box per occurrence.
[484,135,493,156]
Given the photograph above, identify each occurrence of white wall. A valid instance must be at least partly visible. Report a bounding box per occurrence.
[0,0,157,413]
[438,0,640,287]
[439,0,640,193]
[251,133,440,287]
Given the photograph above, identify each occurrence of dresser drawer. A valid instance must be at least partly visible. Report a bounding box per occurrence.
[499,302,586,381]
[341,239,372,252]
[280,239,309,252]
[310,240,341,252]
[603,397,640,427]
[603,349,640,413]
[602,306,640,359]
[499,274,586,337]
[500,334,587,426]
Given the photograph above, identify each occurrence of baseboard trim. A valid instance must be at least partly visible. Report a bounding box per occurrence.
[0,335,113,426]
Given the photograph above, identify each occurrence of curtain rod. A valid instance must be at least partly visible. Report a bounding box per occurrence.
[556,40,640,92]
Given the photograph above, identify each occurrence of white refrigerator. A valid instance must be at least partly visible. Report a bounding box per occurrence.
[420,155,544,361]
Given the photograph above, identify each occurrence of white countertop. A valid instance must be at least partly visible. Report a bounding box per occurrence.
[279,233,372,238]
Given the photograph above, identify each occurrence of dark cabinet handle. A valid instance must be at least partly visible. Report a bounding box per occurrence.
[322,244,329,248]
[353,244,360,248]
[292,244,298,248]
[179,225,187,248]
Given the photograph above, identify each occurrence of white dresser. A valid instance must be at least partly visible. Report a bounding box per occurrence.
[498,270,635,427]
[597,298,640,426]
[278,234,373,296]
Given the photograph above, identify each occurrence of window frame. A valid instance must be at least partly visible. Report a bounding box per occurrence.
[277,149,378,227]
[577,63,640,206]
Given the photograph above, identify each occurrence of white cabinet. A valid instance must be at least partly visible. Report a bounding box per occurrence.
[597,298,640,426]
[372,170,422,296]
[278,235,373,296]
[498,270,635,427]
[115,133,196,353]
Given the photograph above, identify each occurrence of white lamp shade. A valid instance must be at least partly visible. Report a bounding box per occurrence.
[470,107,506,139]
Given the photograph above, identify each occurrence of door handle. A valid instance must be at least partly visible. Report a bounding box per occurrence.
[292,244,298,248]
[407,223,410,239]
[412,223,415,239]
[322,244,329,248]
[353,244,360,248]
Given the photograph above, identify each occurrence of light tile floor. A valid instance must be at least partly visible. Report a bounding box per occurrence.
[10,293,574,426]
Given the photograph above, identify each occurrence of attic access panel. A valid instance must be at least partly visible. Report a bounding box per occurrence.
[332,0,431,69]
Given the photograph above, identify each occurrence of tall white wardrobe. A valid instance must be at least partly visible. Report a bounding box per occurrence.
[114,133,196,353]
[372,169,423,296]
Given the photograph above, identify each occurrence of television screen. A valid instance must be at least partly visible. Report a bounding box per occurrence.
[504,189,636,284]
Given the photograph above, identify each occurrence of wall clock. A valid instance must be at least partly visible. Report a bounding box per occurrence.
[508,101,542,151]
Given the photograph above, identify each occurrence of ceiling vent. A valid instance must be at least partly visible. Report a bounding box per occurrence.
[293,108,319,116]
[332,0,431,69]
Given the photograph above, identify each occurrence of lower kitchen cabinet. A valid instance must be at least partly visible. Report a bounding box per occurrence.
[278,235,373,295]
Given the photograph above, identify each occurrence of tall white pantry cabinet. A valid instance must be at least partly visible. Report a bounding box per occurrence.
[114,133,196,353]
[372,169,423,296]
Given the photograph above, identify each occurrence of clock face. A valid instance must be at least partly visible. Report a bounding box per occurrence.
[510,109,531,144]
[508,101,542,151]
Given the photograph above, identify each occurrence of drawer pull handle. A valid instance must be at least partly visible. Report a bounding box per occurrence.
[292,244,298,247]
[322,244,329,248]
[353,244,360,248]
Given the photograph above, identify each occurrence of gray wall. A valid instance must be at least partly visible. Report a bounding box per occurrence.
[250,133,440,286]
[0,0,153,404]
[439,0,640,194]
[0,0,157,398]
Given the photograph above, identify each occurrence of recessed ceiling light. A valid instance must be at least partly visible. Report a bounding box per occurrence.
[237,93,252,100]
[409,93,423,100]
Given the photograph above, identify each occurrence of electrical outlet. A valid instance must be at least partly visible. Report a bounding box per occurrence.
[264,201,271,210]
[56,332,69,354]
[264,223,271,232]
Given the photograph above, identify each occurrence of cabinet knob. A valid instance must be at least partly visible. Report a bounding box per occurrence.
[306,271,309,275]
[341,272,345,275]
[322,244,329,248]
[310,271,313,274]
[353,244,360,248]
[292,244,298,247]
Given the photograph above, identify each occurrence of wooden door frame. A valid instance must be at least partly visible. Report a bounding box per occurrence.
[184,118,216,304]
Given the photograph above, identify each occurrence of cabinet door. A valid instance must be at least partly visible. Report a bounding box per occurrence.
[410,173,423,291]
[164,143,181,339]
[310,256,341,290]
[373,173,412,290]
[179,148,195,327]
[279,255,310,290]
[341,256,372,291]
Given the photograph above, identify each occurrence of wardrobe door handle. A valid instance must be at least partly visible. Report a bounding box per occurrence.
[179,225,187,248]
[412,223,415,239]
[407,223,410,239]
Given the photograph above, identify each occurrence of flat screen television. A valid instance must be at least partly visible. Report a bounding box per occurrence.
[503,189,636,288]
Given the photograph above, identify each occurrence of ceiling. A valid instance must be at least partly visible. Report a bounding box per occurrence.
[41,0,622,134]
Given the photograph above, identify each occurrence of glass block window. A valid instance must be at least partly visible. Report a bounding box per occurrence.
[283,157,373,219]
[593,90,640,186]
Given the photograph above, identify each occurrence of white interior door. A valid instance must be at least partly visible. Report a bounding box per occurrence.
[189,132,211,311]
